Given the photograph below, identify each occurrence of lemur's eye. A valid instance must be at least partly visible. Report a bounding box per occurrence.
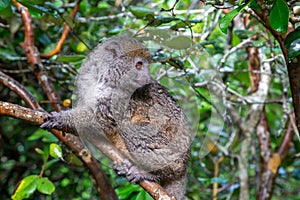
[135,61,143,70]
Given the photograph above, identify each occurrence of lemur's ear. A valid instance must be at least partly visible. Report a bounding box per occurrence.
[104,41,121,58]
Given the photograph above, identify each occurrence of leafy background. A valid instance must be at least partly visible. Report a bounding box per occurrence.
[1,0,300,199]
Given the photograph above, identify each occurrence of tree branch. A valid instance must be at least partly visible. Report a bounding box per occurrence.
[0,71,42,110]
[0,101,173,200]
[245,5,300,200]
[0,71,118,199]
[252,7,300,136]
[1,54,118,200]
[41,0,82,58]
[238,51,272,200]
[256,110,272,200]
[11,0,62,111]
[286,55,300,135]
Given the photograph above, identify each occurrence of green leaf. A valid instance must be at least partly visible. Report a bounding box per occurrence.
[43,43,57,54]
[269,0,289,33]
[288,38,300,59]
[17,0,52,15]
[135,190,152,200]
[97,1,110,9]
[162,36,192,50]
[27,129,45,141]
[55,55,85,62]
[0,0,10,11]
[35,147,45,155]
[19,0,45,4]
[167,58,185,69]
[76,42,89,53]
[44,1,60,12]
[27,129,58,143]
[115,184,141,199]
[285,29,300,59]
[249,0,261,11]
[12,175,39,200]
[0,3,13,17]
[42,132,59,143]
[60,178,71,187]
[146,29,171,40]
[45,158,60,169]
[35,146,49,162]
[147,16,177,27]
[155,16,175,24]
[65,153,83,166]
[171,21,190,30]
[219,2,250,34]
[37,177,55,195]
[285,29,300,49]
[145,14,155,22]
[49,143,63,159]
[129,6,154,19]
[234,29,255,39]
[0,48,19,61]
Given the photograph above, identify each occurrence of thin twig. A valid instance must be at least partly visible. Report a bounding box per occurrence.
[41,0,82,58]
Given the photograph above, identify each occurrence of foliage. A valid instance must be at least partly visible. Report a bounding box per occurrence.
[1,0,300,199]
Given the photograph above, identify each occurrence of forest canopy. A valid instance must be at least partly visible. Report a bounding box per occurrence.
[1,0,300,199]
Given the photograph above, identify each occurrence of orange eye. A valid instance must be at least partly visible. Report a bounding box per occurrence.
[135,61,143,70]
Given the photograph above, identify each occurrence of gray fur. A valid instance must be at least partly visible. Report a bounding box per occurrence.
[41,36,191,199]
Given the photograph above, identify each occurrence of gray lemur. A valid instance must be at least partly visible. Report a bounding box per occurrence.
[41,36,191,199]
